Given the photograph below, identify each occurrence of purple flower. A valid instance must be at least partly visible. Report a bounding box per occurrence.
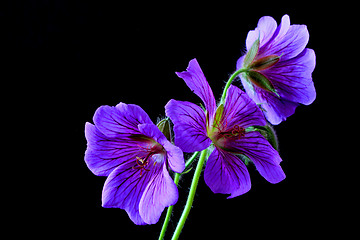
[85,103,185,225]
[236,15,316,125]
[165,59,285,198]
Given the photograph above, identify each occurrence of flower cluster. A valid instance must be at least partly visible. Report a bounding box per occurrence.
[84,15,315,239]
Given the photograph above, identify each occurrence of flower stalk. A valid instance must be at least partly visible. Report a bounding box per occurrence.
[171,149,208,240]
[220,68,247,103]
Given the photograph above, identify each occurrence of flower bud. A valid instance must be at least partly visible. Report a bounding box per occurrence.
[157,118,172,141]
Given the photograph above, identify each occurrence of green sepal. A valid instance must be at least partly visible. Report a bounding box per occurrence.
[213,104,224,129]
[157,118,172,142]
[247,125,279,151]
[247,70,280,97]
[181,167,193,175]
[243,38,260,68]
[250,55,280,71]
[238,154,252,166]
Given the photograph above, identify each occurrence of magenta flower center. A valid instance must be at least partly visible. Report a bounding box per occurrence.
[209,122,245,149]
[132,140,165,176]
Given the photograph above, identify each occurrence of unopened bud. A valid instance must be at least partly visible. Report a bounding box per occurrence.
[157,118,172,142]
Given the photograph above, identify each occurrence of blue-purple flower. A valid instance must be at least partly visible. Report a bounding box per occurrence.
[85,103,185,225]
[165,59,285,198]
[236,14,316,125]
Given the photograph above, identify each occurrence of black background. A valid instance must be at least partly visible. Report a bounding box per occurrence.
[3,1,352,239]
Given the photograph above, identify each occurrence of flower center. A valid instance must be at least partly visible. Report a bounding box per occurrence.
[209,123,245,148]
[133,142,164,176]
[216,125,245,140]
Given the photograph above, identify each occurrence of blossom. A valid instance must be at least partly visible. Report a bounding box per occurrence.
[84,103,185,225]
[165,59,285,198]
[236,14,316,125]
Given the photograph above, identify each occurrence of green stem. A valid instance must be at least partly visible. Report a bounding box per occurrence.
[185,151,199,169]
[158,151,199,240]
[220,68,248,104]
[171,149,208,240]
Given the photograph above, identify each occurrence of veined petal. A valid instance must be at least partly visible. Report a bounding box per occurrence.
[138,123,185,173]
[85,122,141,176]
[138,123,167,144]
[102,153,167,225]
[225,131,285,183]
[254,88,300,125]
[239,72,302,125]
[204,147,251,198]
[176,58,216,117]
[222,85,266,129]
[265,14,290,50]
[165,99,211,152]
[93,103,152,138]
[162,141,185,173]
[246,16,277,51]
[261,15,309,61]
[139,163,178,224]
[262,48,316,105]
[102,162,149,225]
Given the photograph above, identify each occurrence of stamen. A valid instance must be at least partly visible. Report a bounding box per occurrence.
[133,155,151,176]
[132,141,165,176]
[217,125,245,139]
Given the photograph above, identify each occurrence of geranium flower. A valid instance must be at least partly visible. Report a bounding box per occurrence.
[236,14,316,125]
[165,59,285,198]
[84,103,185,225]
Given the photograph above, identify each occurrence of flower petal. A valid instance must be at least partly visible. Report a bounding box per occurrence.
[165,99,211,152]
[162,141,185,173]
[93,103,152,138]
[239,74,301,125]
[139,163,178,224]
[226,131,285,183]
[222,85,266,129]
[263,48,316,105]
[85,122,141,176]
[246,16,277,51]
[248,85,301,125]
[261,15,309,61]
[138,123,185,173]
[102,162,148,225]
[176,58,216,117]
[102,153,167,225]
[204,147,251,198]
[138,123,166,144]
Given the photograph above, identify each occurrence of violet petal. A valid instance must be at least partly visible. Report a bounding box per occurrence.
[176,58,216,117]
[165,99,211,152]
[226,131,286,183]
[222,85,266,129]
[204,147,251,198]
[139,163,179,224]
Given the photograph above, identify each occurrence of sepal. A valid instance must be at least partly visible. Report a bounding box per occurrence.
[246,125,279,151]
[157,118,172,142]
[249,55,280,71]
[246,70,279,97]
[243,38,260,68]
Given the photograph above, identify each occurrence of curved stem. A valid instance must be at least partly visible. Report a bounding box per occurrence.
[171,149,208,240]
[220,68,247,103]
[185,151,199,169]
